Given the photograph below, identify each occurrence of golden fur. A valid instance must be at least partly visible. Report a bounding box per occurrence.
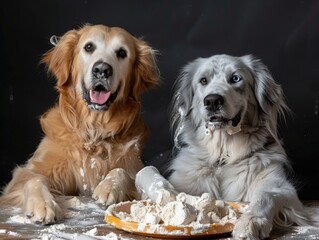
[0,24,159,224]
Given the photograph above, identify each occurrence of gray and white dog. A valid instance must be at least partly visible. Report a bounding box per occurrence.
[168,54,319,239]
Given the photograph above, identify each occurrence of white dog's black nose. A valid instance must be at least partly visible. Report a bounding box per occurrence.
[92,61,113,79]
[204,94,224,112]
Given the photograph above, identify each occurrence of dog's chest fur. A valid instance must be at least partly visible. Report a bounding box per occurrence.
[172,125,273,201]
[76,137,141,195]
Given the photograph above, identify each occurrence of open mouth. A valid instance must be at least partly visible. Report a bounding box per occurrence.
[90,84,111,106]
[82,82,117,111]
[207,111,242,128]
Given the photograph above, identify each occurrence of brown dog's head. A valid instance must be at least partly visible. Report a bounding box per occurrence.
[42,24,159,111]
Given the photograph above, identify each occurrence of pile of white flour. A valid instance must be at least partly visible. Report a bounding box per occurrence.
[107,191,238,228]
[116,165,239,232]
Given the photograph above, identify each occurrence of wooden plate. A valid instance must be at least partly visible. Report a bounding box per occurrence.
[105,200,246,238]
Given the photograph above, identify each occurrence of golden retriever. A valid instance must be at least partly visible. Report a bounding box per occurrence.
[168,54,319,239]
[0,24,159,225]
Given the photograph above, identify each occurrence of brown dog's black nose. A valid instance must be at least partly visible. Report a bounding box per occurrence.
[204,94,224,112]
[92,61,113,79]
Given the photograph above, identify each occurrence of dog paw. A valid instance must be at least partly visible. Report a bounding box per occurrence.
[25,197,61,225]
[92,168,131,205]
[24,179,62,225]
[232,212,272,240]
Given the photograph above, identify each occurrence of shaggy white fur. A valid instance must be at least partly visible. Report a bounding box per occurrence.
[168,54,319,239]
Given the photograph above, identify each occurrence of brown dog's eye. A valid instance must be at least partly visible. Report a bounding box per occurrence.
[84,42,95,53]
[116,48,127,59]
[200,77,208,85]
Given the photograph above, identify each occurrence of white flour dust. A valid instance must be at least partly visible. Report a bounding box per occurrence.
[1,196,131,239]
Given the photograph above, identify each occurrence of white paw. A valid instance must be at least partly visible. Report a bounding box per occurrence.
[232,212,272,240]
[92,168,131,205]
[24,179,62,225]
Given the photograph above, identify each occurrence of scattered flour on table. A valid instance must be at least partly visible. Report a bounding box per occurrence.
[0,229,20,237]
[83,228,133,240]
[59,196,87,210]
[7,214,32,224]
[84,227,98,236]
[295,225,315,234]
[289,226,319,240]
[4,196,128,240]
[39,223,67,234]
[103,232,121,239]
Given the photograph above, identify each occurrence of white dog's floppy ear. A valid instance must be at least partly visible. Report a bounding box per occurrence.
[241,55,289,135]
[170,59,201,147]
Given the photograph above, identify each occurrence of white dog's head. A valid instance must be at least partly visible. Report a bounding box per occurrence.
[171,54,288,146]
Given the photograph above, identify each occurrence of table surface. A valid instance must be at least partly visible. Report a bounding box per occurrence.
[0,196,318,240]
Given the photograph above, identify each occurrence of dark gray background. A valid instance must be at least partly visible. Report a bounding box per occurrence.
[1,0,318,200]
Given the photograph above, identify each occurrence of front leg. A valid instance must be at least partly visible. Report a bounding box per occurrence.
[24,176,62,224]
[2,168,62,225]
[232,172,300,239]
[232,199,274,240]
[168,150,221,198]
[92,168,136,205]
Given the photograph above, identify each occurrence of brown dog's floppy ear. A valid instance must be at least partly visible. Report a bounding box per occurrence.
[132,39,160,99]
[42,29,79,89]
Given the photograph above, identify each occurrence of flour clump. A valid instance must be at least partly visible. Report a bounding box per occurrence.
[161,201,197,225]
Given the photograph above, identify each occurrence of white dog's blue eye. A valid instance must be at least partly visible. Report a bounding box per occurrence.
[200,77,208,85]
[231,74,242,83]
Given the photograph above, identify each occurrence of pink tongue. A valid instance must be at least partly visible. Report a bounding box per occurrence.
[89,90,111,105]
